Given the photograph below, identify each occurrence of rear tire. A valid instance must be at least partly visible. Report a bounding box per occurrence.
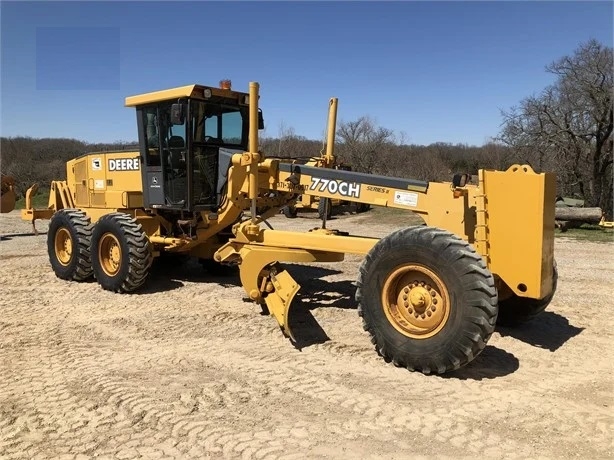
[281,205,298,218]
[47,209,93,281]
[91,213,153,293]
[496,262,558,326]
[356,203,371,213]
[356,226,498,375]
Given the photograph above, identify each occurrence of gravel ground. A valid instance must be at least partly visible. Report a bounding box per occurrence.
[1,209,613,459]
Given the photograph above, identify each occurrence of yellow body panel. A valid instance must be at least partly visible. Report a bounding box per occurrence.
[124,84,250,107]
[479,164,556,299]
[68,152,143,209]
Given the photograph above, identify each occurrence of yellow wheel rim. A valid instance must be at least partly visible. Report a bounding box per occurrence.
[381,264,450,339]
[98,233,122,277]
[54,228,73,266]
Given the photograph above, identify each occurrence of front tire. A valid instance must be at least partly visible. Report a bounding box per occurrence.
[356,226,498,375]
[47,209,93,281]
[91,213,153,293]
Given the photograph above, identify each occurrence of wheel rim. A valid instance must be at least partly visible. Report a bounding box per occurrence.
[381,264,450,339]
[54,228,73,266]
[98,232,122,277]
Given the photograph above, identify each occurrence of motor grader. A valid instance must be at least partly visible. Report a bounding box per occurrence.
[20,80,557,375]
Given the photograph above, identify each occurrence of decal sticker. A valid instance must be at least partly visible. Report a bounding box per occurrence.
[92,158,102,170]
[108,157,140,171]
[94,179,105,190]
[309,178,361,198]
[366,185,389,194]
[394,191,418,207]
[276,181,306,192]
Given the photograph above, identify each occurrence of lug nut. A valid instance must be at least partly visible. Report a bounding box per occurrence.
[408,308,413,314]
[427,311,432,317]
[403,294,408,301]
[431,291,436,297]
[431,306,436,312]
[433,299,438,305]
[420,314,426,319]
[404,287,409,294]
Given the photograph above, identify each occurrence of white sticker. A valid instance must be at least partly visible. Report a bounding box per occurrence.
[394,191,418,207]
[92,158,102,170]
[94,179,105,190]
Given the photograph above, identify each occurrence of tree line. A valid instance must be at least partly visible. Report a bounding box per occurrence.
[2,39,611,217]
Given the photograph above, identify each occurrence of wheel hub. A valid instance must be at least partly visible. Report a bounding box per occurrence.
[382,265,450,339]
[99,233,122,276]
[54,228,73,266]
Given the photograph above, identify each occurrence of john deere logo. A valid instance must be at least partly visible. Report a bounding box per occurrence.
[109,158,140,171]
[91,158,102,170]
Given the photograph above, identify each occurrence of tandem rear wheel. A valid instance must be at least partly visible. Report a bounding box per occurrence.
[47,209,94,281]
[90,212,153,293]
[356,225,499,375]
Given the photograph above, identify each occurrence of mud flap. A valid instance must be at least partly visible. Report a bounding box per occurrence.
[263,268,300,342]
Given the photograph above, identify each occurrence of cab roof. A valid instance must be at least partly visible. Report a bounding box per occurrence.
[124,84,249,107]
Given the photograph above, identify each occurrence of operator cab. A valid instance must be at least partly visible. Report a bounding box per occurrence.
[125,80,263,212]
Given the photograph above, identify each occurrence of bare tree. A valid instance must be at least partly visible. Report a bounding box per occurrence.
[336,116,395,173]
[498,39,613,217]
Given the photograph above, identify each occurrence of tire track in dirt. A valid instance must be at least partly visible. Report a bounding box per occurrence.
[72,286,612,457]
[0,317,346,459]
[2,212,613,459]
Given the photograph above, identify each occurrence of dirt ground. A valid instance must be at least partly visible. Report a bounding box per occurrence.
[0,208,613,460]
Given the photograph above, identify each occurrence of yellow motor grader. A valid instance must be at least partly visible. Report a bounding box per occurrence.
[21,80,557,375]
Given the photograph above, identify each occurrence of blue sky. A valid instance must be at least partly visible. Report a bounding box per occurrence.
[1,1,612,146]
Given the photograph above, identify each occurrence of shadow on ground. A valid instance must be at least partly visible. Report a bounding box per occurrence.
[139,256,242,294]
[496,311,584,351]
[439,345,520,380]
[0,231,46,241]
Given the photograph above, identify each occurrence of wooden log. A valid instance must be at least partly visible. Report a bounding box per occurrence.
[555,220,583,232]
[554,207,602,223]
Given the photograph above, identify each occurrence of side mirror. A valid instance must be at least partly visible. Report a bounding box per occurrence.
[452,173,469,188]
[170,103,185,125]
[258,108,264,130]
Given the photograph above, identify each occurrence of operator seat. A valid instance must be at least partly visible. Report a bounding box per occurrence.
[167,136,186,171]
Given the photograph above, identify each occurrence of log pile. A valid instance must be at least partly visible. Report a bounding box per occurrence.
[554,206,603,232]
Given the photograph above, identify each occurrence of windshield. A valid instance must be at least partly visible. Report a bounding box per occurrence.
[191,100,247,148]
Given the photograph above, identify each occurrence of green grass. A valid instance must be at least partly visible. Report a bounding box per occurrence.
[555,224,614,243]
[15,191,50,209]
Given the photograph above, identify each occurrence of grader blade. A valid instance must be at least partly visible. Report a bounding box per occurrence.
[263,267,300,342]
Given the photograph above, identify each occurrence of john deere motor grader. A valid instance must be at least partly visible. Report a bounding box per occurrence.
[21,80,557,375]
